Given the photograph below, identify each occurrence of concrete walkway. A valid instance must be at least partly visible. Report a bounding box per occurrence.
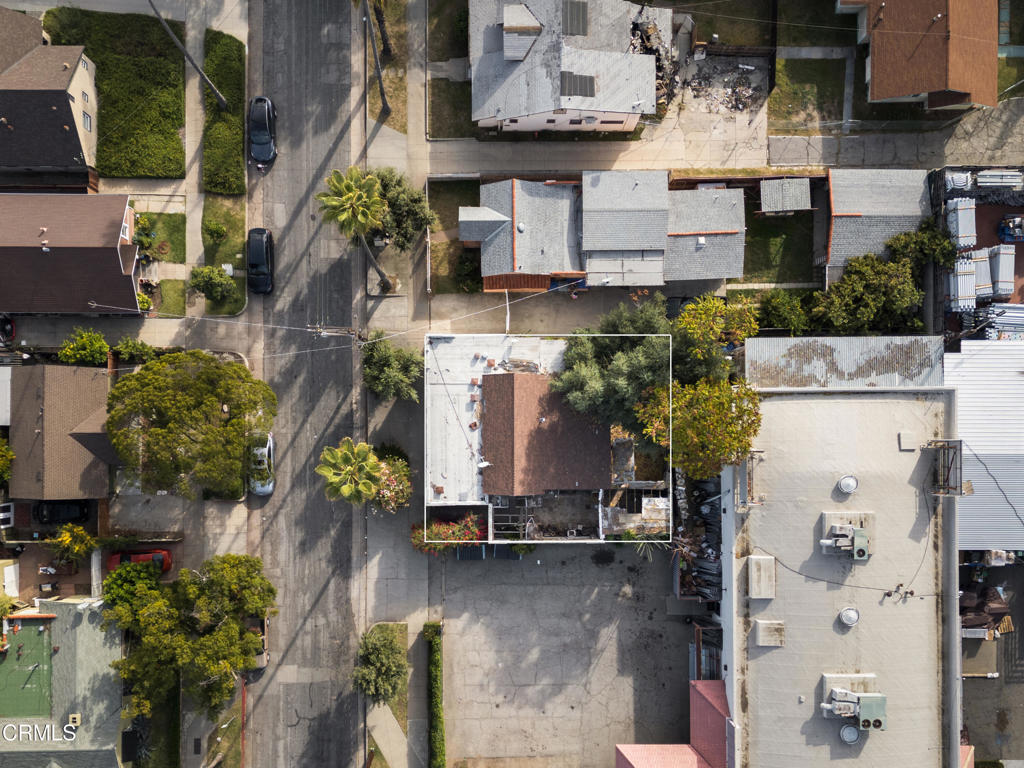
[774,46,856,134]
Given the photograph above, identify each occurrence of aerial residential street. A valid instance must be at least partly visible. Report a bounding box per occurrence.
[245,0,363,766]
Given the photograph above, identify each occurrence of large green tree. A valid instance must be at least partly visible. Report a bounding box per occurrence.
[636,381,761,480]
[886,220,956,274]
[811,253,923,335]
[372,168,438,252]
[362,331,424,401]
[758,288,808,335]
[316,438,384,503]
[353,625,408,704]
[316,167,392,291]
[106,350,277,498]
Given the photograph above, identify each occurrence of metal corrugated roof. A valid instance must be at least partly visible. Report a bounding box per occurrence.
[745,336,944,389]
[948,256,976,312]
[947,197,977,249]
[990,244,1015,297]
[945,341,1024,549]
[759,178,811,212]
[972,248,992,297]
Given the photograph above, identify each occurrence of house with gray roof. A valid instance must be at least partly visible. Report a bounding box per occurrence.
[823,169,931,286]
[469,0,671,132]
[459,171,746,291]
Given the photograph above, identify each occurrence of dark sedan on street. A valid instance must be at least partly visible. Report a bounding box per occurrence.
[247,96,277,169]
[247,228,275,294]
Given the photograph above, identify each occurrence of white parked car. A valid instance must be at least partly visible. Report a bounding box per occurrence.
[249,432,275,496]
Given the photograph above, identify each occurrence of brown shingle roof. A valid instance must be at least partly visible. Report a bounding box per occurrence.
[0,45,84,90]
[839,0,997,107]
[9,365,112,500]
[0,6,43,75]
[480,373,610,496]
[0,193,128,246]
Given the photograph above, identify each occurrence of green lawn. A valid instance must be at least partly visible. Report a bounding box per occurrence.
[205,274,247,316]
[427,0,468,62]
[146,212,187,264]
[203,194,247,271]
[205,694,242,768]
[137,677,180,768]
[157,279,186,317]
[778,2,858,46]
[680,0,772,47]
[202,30,246,194]
[369,0,409,132]
[428,180,478,233]
[736,201,814,283]
[0,617,52,718]
[430,239,462,293]
[428,79,475,138]
[999,58,1024,100]
[44,8,185,178]
[768,59,845,124]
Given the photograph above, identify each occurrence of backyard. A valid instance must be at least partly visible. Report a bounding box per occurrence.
[43,7,185,178]
[368,0,409,132]
[428,180,478,293]
[427,0,469,62]
[735,199,814,283]
[428,79,475,138]
[768,59,845,128]
[679,0,771,47]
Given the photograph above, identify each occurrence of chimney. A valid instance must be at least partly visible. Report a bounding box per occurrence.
[39,227,47,235]
[62,62,69,70]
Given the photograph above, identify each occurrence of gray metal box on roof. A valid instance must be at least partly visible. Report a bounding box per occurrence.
[759,178,811,212]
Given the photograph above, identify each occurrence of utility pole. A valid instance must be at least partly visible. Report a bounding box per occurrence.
[364,0,391,116]
[147,0,228,111]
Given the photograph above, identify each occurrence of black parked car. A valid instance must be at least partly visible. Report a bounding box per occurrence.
[32,501,89,525]
[247,96,277,170]
[247,228,275,294]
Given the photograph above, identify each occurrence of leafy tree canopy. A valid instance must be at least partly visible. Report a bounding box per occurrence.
[316,166,387,240]
[353,626,408,704]
[58,327,109,366]
[810,253,923,335]
[114,336,158,364]
[371,167,438,252]
[101,561,161,628]
[49,523,96,565]
[758,288,808,336]
[189,265,238,302]
[106,350,277,498]
[886,219,956,273]
[362,331,424,402]
[316,437,384,503]
[676,295,758,358]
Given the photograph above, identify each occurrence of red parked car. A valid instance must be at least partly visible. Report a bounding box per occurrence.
[106,549,173,573]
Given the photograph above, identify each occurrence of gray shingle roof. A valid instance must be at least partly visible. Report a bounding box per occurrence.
[470,0,669,121]
[458,205,510,243]
[828,214,923,268]
[581,170,667,251]
[760,178,811,212]
[663,188,745,281]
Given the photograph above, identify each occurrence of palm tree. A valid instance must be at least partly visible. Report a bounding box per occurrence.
[315,167,393,292]
[315,437,384,504]
[353,0,390,114]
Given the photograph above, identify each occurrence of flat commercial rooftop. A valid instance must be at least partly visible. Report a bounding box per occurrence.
[730,391,956,768]
[0,616,53,717]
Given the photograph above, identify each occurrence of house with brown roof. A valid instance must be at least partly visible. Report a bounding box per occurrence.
[0,6,99,191]
[8,365,116,501]
[424,334,671,544]
[0,193,141,315]
[836,0,998,110]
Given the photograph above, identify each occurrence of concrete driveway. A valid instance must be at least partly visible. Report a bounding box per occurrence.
[439,547,690,768]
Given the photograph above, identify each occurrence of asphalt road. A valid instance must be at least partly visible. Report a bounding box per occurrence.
[245,0,363,766]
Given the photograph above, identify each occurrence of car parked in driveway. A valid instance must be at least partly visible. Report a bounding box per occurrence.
[107,549,173,573]
[249,432,275,496]
[245,615,270,670]
[247,228,274,294]
[32,501,89,525]
[247,96,277,170]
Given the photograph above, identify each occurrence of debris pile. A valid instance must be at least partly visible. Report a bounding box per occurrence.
[684,59,765,113]
[631,20,678,110]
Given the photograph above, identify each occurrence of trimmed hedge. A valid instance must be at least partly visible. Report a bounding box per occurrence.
[44,8,186,178]
[423,622,445,768]
[202,30,246,194]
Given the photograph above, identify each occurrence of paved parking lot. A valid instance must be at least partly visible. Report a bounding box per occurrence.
[440,547,690,768]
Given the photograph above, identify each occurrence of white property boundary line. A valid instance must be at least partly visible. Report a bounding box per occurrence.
[422,332,673,544]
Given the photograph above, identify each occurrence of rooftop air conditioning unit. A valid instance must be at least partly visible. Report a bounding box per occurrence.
[820,688,886,731]
[820,524,870,561]
[68,713,81,727]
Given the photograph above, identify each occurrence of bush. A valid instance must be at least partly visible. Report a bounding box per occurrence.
[455,250,483,292]
[811,253,923,334]
[137,291,153,311]
[353,626,408,704]
[0,436,13,485]
[376,442,410,465]
[372,168,438,252]
[375,457,413,513]
[362,331,424,402]
[202,30,246,194]
[424,622,445,768]
[758,289,807,335]
[886,220,956,273]
[411,514,485,555]
[189,266,238,302]
[203,219,228,242]
[114,336,157,364]
[136,214,152,231]
[58,327,109,366]
[49,523,96,565]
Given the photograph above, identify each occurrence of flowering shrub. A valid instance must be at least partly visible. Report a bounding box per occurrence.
[375,457,412,513]
[411,514,485,555]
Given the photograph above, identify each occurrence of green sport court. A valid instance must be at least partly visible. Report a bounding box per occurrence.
[0,617,53,718]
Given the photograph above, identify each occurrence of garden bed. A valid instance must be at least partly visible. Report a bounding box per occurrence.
[368,0,409,133]
[202,30,246,194]
[369,623,409,735]
[143,212,187,264]
[43,8,185,179]
[424,622,444,768]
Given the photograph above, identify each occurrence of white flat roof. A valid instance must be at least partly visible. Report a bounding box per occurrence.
[733,391,954,768]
